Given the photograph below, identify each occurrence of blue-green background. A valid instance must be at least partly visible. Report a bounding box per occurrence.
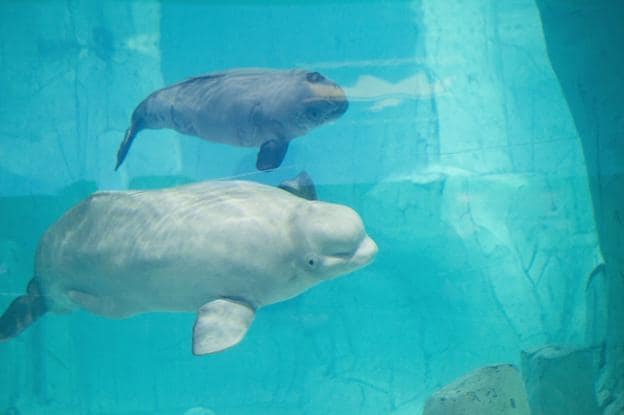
[0,1,622,414]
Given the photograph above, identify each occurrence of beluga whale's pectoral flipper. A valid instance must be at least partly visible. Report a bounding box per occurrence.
[0,279,47,341]
[192,299,256,355]
[256,139,289,171]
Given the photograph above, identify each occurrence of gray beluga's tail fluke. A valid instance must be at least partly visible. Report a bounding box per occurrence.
[0,279,48,342]
[115,121,142,171]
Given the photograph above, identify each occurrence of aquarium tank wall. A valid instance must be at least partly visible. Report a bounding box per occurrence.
[0,1,622,414]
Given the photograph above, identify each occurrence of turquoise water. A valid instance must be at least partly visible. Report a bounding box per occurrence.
[1,1,623,414]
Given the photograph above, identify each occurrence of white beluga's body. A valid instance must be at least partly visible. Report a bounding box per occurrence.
[1,178,377,354]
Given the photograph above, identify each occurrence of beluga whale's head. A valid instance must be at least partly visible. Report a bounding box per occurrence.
[275,69,349,137]
[290,201,377,282]
[301,70,349,123]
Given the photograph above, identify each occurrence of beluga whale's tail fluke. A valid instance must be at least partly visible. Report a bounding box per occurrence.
[0,279,48,341]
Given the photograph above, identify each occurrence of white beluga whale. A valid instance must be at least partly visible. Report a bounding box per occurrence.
[115,68,349,171]
[0,175,376,354]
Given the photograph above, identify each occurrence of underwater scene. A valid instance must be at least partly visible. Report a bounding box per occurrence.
[0,1,623,414]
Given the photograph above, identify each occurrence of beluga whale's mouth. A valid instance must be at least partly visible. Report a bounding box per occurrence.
[328,97,349,118]
[315,233,378,280]
[349,235,378,268]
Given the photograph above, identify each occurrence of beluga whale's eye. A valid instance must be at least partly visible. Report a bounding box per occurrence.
[306,72,325,83]
[305,253,320,270]
[306,106,321,120]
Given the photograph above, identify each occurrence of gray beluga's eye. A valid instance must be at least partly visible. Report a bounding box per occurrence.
[305,253,320,270]
[306,106,321,120]
[306,72,325,83]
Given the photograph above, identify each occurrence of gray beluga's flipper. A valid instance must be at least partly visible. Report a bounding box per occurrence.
[256,139,289,171]
[278,171,318,201]
[192,299,255,355]
[0,279,48,341]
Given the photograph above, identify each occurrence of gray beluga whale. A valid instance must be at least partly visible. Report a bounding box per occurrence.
[0,177,376,355]
[115,68,349,171]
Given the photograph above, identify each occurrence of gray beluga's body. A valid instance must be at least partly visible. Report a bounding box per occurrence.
[1,178,377,355]
[116,68,349,171]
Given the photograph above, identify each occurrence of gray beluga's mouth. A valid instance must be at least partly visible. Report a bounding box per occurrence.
[329,97,349,118]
